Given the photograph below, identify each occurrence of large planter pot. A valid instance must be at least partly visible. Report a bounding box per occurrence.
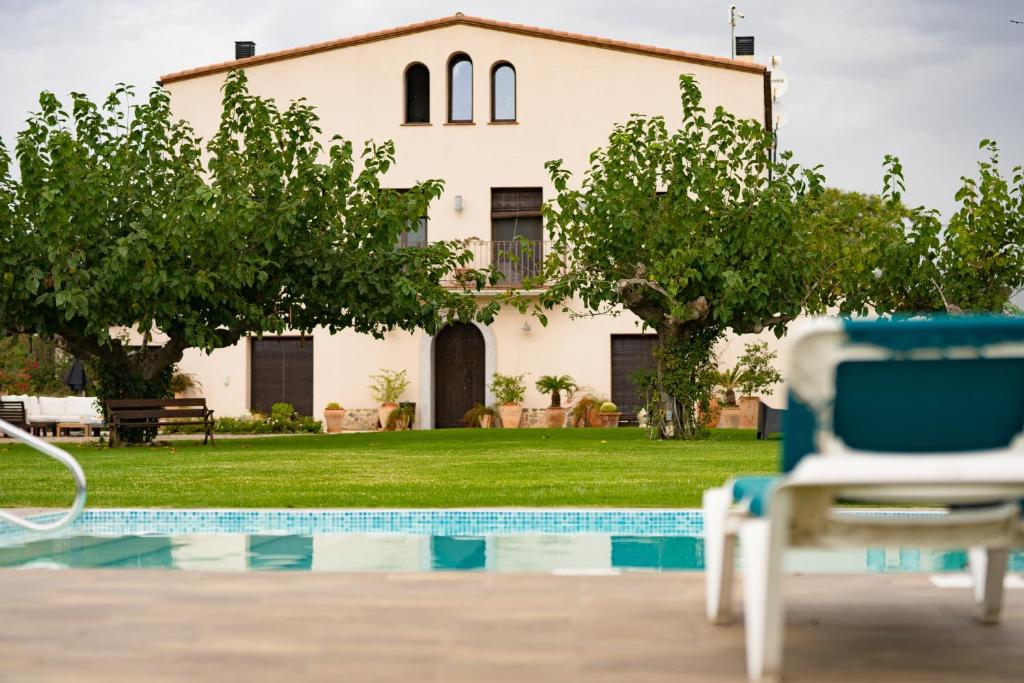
[704,398,722,428]
[499,403,523,429]
[717,406,742,429]
[546,406,566,428]
[601,412,621,428]
[586,405,603,428]
[378,403,398,430]
[479,414,494,429]
[739,396,760,429]
[323,408,347,433]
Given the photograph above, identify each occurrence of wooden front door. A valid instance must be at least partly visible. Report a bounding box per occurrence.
[250,337,314,416]
[434,323,485,428]
[611,335,659,424]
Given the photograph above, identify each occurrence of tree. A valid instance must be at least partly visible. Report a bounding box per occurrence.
[0,71,496,410]
[847,143,1023,315]
[519,75,835,439]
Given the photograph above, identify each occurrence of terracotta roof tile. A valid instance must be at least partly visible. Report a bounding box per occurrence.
[159,14,765,84]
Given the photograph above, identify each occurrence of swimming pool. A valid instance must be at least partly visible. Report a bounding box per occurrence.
[1,509,1021,573]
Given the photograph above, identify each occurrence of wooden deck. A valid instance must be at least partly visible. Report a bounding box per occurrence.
[0,570,1020,682]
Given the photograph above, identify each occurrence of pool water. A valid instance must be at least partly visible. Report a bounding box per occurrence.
[0,509,1021,573]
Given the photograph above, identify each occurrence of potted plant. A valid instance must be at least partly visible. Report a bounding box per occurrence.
[569,395,606,428]
[736,342,783,428]
[461,403,499,428]
[535,375,576,428]
[386,404,415,431]
[323,402,346,433]
[599,401,621,427]
[712,363,745,428]
[369,368,410,430]
[490,373,526,429]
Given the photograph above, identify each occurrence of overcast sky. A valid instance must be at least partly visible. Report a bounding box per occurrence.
[1,0,1022,217]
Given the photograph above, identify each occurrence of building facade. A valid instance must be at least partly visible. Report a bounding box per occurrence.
[161,14,782,428]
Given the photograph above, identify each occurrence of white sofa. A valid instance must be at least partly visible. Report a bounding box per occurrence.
[0,395,104,435]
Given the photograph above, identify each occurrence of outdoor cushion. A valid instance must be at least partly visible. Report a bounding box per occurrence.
[37,397,67,416]
[732,476,780,518]
[27,414,61,423]
[66,396,100,419]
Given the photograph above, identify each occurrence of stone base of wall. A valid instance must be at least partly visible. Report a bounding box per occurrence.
[341,408,379,431]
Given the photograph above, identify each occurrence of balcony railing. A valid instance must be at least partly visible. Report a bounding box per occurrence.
[443,240,550,289]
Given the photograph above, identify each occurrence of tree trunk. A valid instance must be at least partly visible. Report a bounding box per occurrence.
[649,323,719,440]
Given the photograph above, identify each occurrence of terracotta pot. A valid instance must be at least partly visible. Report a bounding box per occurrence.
[546,406,566,428]
[323,408,346,433]
[602,412,621,428]
[479,414,493,429]
[378,403,398,430]
[704,398,722,428]
[586,405,603,428]
[717,406,742,429]
[499,403,523,429]
[739,396,760,429]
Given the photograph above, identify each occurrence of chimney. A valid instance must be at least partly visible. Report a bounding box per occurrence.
[235,41,256,60]
[734,36,755,62]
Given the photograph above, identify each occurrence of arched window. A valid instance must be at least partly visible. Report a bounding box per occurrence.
[404,63,430,124]
[491,62,516,122]
[447,53,473,122]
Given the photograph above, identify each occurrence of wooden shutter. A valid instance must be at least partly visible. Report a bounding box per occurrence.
[611,335,659,423]
[250,337,314,416]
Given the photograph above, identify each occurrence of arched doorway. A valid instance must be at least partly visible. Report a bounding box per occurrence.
[434,322,485,428]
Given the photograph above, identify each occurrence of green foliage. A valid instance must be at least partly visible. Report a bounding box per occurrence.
[89,357,174,443]
[461,403,499,428]
[736,342,782,397]
[325,402,342,410]
[385,404,415,430]
[369,369,409,404]
[599,401,618,413]
[0,335,70,395]
[169,372,200,395]
[166,411,322,435]
[520,75,828,438]
[0,71,496,401]
[490,373,526,405]
[712,363,745,406]
[853,143,1023,314]
[534,374,576,407]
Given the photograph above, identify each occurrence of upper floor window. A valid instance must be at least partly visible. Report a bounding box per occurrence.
[491,62,516,122]
[394,189,428,249]
[404,63,430,124]
[448,53,473,122]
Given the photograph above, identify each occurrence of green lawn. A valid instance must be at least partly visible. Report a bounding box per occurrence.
[0,428,777,509]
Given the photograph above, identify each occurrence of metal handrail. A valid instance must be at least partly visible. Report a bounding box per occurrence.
[0,418,86,532]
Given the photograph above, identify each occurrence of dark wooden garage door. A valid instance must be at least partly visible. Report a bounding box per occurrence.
[611,335,659,423]
[250,337,314,416]
[434,323,485,428]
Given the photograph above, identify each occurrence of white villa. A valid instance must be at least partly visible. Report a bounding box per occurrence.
[161,14,781,429]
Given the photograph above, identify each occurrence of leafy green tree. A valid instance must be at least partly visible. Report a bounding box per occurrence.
[736,342,783,397]
[854,143,1023,314]
[0,71,495,407]
[521,75,834,439]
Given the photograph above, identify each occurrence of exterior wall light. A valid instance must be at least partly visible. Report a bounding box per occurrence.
[454,195,464,212]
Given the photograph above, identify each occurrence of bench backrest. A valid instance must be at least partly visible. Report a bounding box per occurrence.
[782,316,1024,472]
[0,401,27,426]
[107,398,208,411]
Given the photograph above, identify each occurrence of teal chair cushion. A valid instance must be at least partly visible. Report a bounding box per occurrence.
[732,476,780,517]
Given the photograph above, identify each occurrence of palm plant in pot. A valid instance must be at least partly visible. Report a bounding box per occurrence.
[490,373,526,429]
[535,375,576,428]
[369,368,409,430]
[323,402,346,433]
[461,403,499,428]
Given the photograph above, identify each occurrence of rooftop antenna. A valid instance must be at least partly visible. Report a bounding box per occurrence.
[729,5,745,59]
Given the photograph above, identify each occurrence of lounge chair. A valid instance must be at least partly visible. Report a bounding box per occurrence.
[702,315,1024,682]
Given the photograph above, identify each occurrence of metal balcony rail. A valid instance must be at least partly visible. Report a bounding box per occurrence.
[0,418,86,532]
[444,240,550,288]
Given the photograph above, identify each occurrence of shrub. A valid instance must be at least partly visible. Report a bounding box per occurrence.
[490,373,526,404]
[386,405,415,430]
[737,342,783,397]
[600,401,618,413]
[461,403,499,428]
[325,402,343,410]
[369,369,409,404]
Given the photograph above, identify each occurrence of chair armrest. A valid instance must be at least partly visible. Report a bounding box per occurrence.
[785,450,1024,489]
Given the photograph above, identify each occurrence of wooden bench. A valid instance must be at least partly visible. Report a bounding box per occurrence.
[0,401,28,432]
[106,398,214,447]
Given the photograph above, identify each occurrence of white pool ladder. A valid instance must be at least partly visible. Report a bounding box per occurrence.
[0,418,86,531]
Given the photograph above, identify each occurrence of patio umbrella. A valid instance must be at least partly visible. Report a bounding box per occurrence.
[63,358,87,393]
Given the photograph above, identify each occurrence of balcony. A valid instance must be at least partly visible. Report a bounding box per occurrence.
[442,240,550,290]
